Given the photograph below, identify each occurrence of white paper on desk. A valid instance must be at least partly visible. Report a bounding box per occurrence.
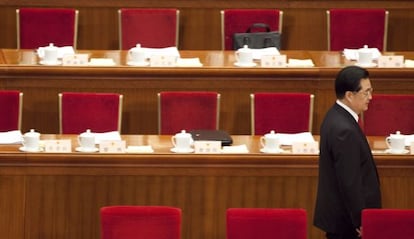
[142,46,180,59]
[0,130,23,144]
[37,46,75,59]
[275,132,315,146]
[404,59,414,68]
[287,59,314,67]
[176,58,203,67]
[93,131,122,144]
[221,144,249,154]
[88,58,116,66]
[251,47,280,60]
[343,48,382,60]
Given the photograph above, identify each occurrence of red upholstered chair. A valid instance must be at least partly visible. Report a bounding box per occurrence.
[59,92,123,134]
[362,94,414,136]
[158,91,220,135]
[362,209,414,239]
[227,208,307,239]
[118,8,180,50]
[16,8,79,49]
[0,90,23,132]
[251,92,314,135]
[327,9,388,51]
[101,206,181,239]
[221,9,283,50]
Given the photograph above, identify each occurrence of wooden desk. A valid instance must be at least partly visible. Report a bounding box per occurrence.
[1,49,414,135]
[0,135,413,239]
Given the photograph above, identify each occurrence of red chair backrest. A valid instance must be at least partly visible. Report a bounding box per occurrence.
[222,9,282,50]
[18,8,78,49]
[328,8,387,51]
[60,92,122,134]
[101,206,181,239]
[0,90,22,132]
[158,91,219,135]
[362,209,414,239]
[363,94,414,135]
[252,92,313,135]
[227,208,307,239]
[119,8,178,50]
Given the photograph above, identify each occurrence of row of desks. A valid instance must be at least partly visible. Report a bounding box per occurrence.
[0,135,413,239]
[1,49,414,135]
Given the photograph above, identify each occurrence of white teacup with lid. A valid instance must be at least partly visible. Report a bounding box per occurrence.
[78,129,96,150]
[43,43,59,63]
[386,131,406,153]
[128,43,147,65]
[235,45,254,66]
[357,45,373,66]
[22,129,41,151]
[171,130,194,152]
[260,130,281,152]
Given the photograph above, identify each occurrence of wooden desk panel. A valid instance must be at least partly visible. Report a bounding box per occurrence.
[1,50,414,135]
[0,135,414,239]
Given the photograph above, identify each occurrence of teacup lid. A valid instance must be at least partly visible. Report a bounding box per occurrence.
[45,43,58,50]
[264,130,278,138]
[175,129,192,138]
[358,45,371,53]
[237,45,252,53]
[80,129,94,137]
[24,129,40,137]
[390,131,404,138]
[130,43,144,52]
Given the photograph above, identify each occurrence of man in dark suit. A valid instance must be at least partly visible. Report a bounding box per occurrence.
[314,66,382,239]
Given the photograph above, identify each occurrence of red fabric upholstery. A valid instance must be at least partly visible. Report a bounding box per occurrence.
[362,209,414,239]
[227,208,307,239]
[363,94,414,136]
[158,91,219,135]
[252,92,313,135]
[101,206,181,239]
[328,9,387,51]
[17,8,78,49]
[0,90,22,132]
[60,92,122,134]
[119,8,178,50]
[222,9,282,50]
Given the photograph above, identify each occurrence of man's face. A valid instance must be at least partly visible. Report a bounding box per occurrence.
[350,78,373,114]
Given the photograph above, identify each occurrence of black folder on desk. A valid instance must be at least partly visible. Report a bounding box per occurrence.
[189,130,233,146]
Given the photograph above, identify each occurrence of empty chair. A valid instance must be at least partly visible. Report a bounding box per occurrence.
[0,90,23,132]
[101,206,181,239]
[221,9,283,50]
[327,8,388,51]
[59,92,123,134]
[118,8,180,50]
[362,209,414,239]
[362,94,414,136]
[251,92,314,135]
[16,8,79,49]
[158,91,220,135]
[227,208,307,239]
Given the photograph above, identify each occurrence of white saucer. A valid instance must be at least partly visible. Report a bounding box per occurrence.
[355,62,377,68]
[127,61,149,67]
[385,149,409,154]
[170,147,194,153]
[234,62,257,67]
[19,146,43,152]
[39,60,62,66]
[75,147,99,153]
[260,148,285,154]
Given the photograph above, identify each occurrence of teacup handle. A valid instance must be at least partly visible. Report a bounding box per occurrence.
[260,136,266,148]
[385,137,392,148]
[171,136,177,147]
